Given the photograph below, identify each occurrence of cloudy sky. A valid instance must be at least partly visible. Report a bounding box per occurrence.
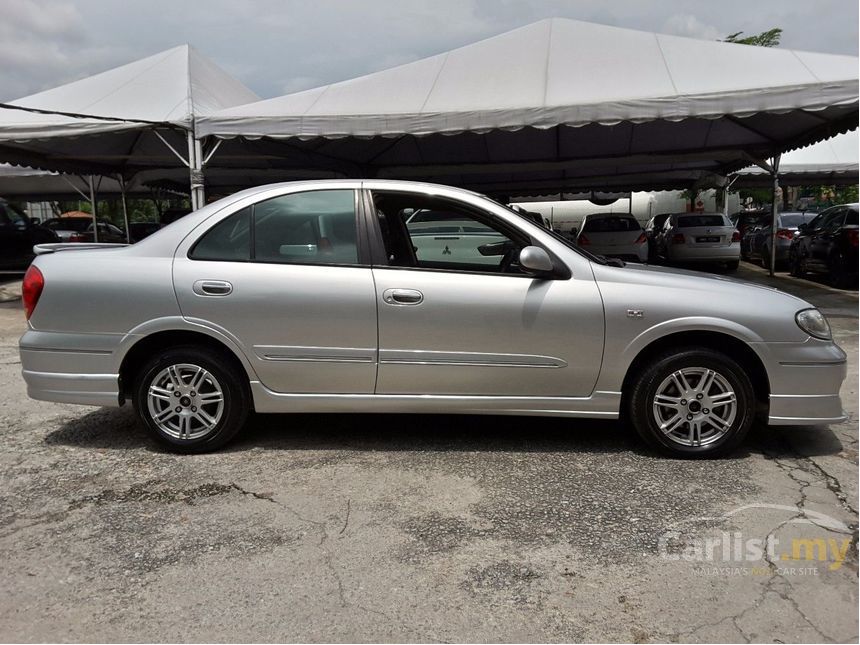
[1,0,857,101]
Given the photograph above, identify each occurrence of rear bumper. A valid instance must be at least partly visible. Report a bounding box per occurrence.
[20,330,123,407]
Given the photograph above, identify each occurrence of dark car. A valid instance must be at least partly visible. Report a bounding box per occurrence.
[0,201,59,270]
[644,213,671,261]
[42,217,127,243]
[129,221,162,243]
[730,210,769,239]
[741,212,818,268]
[789,204,858,287]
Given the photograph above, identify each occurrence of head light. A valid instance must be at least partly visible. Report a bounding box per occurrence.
[795,308,831,340]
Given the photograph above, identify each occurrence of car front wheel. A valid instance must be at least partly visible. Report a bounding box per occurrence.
[628,348,756,458]
[133,346,249,453]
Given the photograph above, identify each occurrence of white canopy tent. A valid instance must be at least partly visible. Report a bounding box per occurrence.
[732,131,859,187]
[197,18,858,195]
[0,44,259,221]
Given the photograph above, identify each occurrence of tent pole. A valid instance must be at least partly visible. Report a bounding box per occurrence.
[118,174,131,243]
[194,135,206,205]
[87,174,99,243]
[769,154,781,277]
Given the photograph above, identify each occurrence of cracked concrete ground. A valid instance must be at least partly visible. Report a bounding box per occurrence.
[0,264,856,643]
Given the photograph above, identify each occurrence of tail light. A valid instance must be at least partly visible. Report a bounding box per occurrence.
[847,230,859,248]
[22,265,44,320]
[671,233,685,244]
[776,229,794,241]
[731,230,742,243]
[634,232,647,244]
[69,234,85,242]
[577,233,591,246]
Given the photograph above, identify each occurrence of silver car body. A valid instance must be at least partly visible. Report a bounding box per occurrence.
[661,212,741,263]
[20,180,846,426]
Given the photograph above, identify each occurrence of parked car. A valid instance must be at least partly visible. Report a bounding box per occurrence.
[656,212,741,270]
[0,200,59,270]
[789,204,859,287]
[740,212,818,268]
[730,210,769,239]
[129,222,163,243]
[575,213,648,262]
[20,181,846,458]
[42,217,127,243]
[644,213,671,262]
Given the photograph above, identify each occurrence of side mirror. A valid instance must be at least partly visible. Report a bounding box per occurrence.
[519,245,554,276]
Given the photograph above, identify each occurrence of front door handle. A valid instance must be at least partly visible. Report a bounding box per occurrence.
[193,280,233,296]
[382,288,423,306]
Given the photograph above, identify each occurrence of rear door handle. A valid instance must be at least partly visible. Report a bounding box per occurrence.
[382,288,423,306]
[193,280,233,296]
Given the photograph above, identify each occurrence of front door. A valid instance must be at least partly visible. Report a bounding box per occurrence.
[367,189,604,398]
[173,188,377,394]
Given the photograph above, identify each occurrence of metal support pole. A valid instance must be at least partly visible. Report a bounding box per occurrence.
[187,130,206,210]
[769,154,781,277]
[87,174,99,243]
[118,174,131,244]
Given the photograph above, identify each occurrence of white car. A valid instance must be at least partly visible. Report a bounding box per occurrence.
[405,208,509,267]
[576,213,648,262]
[658,212,741,270]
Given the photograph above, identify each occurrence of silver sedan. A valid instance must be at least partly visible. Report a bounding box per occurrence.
[19,181,847,457]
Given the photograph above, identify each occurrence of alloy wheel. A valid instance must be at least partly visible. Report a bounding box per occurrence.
[146,363,225,440]
[651,367,737,447]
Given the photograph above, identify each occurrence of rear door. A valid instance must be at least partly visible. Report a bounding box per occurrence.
[173,187,378,394]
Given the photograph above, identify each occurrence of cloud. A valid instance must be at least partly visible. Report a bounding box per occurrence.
[662,14,722,40]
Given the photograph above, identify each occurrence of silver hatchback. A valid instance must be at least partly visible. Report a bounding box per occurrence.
[19,181,847,456]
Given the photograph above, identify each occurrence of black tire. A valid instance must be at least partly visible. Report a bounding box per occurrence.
[828,253,849,289]
[133,345,249,453]
[725,260,739,272]
[790,250,806,278]
[627,348,756,458]
[759,246,771,270]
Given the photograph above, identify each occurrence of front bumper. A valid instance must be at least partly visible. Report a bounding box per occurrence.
[20,330,123,407]
[751,339,848,425]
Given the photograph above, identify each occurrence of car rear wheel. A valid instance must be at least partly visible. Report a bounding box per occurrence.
[133,346,249,453]
[829,252,850,289]
[790,251,807,278]
[628,348,756,458]
[725,260,739,271]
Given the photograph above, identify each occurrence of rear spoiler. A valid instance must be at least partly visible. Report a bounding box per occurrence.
[34,243,129,255]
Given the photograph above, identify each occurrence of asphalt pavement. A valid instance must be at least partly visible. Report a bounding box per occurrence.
[0,263,856,642]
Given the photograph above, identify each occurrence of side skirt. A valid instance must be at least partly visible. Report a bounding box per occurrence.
[250,382,621,418]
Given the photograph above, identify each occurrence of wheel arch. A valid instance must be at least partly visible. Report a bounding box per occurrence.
[117,327,255,403]
[620,329,771,410]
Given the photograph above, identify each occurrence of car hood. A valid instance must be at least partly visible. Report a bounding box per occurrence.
[590,261,814,343]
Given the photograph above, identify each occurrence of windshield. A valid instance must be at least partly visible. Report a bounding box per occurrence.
[44,218,91,232]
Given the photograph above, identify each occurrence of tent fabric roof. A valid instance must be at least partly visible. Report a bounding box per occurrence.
[198,18,859,140]
[0,45,259,141]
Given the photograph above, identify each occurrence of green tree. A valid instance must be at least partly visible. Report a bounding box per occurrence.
[723,28,782,47]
